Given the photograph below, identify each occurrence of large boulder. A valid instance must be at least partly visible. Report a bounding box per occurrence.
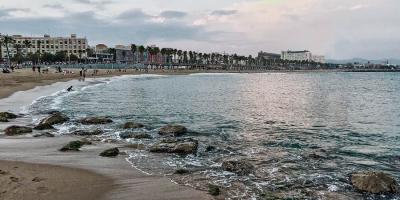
[351,171,398,194]
[4,126,32,136]
[222,159,255,176]
[71,129,103,136]
[119,132,152,139]
[79,117,113,125]
[0,112,18,119]
[34,112,69,130]
[149,138,198,154]
[158,124,187,136]
[99,148,119,157]
[122,122,144,129]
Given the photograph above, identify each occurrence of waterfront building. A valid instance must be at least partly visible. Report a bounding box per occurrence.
[0,34,88,59]
[281,50,325,63]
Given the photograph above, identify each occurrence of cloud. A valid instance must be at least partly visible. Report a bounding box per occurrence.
[43,4,64,9]
[0,9,215,47]
[117,9,153,20]
[210,10,238,16]
[160,10,187,19]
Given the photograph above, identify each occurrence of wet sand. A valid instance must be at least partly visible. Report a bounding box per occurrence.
[0,136,212,200]
[0,160,113,200]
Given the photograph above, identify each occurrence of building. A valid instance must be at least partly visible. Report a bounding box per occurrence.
[87,44,113,62]
[312,55,325,63]
[0,34,88,59]
[258,51,280,61]
[115,45,134,63]
[281,50,325,63]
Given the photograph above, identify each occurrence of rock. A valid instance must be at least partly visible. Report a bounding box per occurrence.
[351,171,398,194]
[123,143,145,150]
[119,132,152,139]
[0,116,9,122]
[34,112,69,130]
[79,117,113,125]
[308,151,328,159]
[33,132,55,138]
[122,122,144,129]
[149,138,198,154]
[0,112,18,119]
[80,138,92,145]
[59,141,85,151]
[158,124,187,136]
[174,169,190,174]
[4,125,33,136]
[206,145,216,152]
[71,129,103,136]
[99,148,119,157]
[222,159,255,175]
[208,184,220,196]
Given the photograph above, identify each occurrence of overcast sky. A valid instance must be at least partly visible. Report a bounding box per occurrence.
[0,0,399,59]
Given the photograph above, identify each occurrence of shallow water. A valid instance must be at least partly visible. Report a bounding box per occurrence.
[24,72,400,199]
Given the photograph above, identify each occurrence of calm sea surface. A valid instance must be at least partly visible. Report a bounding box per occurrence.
[28,72,400,199]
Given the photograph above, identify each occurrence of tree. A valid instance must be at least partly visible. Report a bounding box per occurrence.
[138,45,145,63]
[55,51,67,62]
[69,54,79,62]
[23,40,31,58]
[131,44,137,63]
[2,35,15,68]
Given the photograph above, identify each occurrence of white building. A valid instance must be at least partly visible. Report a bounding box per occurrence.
[0,34,88,59]
[281,50,325,63]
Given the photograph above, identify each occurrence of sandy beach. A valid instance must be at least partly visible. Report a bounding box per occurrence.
[0,67,197,99]
[0,68,213,200]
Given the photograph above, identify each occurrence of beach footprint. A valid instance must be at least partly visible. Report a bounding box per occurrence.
[36,186,49,194]
[32,177,46,182]
[9,176,19,182]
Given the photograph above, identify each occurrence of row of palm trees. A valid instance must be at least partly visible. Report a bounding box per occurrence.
[126,44,330,69]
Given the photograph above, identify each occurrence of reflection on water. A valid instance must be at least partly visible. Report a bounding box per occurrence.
[28,72,400,199]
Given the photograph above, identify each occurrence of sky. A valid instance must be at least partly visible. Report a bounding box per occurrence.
[0,0,399,59]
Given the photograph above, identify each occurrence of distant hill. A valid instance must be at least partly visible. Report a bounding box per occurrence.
[327,58,400,65]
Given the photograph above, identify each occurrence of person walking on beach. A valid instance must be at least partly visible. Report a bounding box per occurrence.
[38,66,41,73]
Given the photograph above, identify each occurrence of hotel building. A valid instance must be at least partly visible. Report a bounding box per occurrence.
[281,50,325,63]
[0,34,88,59]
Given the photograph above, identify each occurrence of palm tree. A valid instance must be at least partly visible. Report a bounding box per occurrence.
[130,44,137,63]
[138,45,145,63]
[13,44,23,64]
[23,40,32,58]
[2,35,15,68]
[78,50,83,63]
[37,40,42,64]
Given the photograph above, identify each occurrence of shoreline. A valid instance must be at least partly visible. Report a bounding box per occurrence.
[2,67,398,99]
[0,71,213,200]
